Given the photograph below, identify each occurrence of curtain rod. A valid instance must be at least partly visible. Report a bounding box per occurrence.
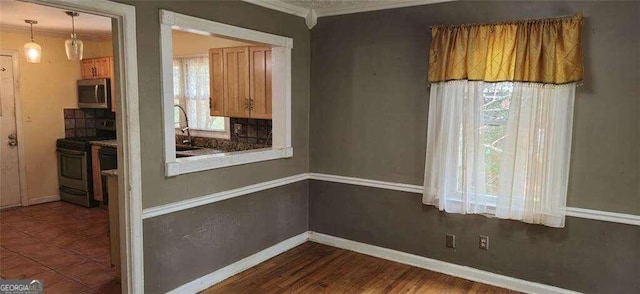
[428,14,578,30]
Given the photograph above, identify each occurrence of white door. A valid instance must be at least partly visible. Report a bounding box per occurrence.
[0,54,22,208]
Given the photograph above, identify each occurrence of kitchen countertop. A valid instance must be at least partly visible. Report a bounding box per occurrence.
[90,139,222,157]
[90,139,118,148]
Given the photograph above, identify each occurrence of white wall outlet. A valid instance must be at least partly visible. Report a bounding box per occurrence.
[479,235,489,250]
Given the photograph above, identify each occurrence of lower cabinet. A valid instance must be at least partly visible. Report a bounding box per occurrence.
[105,173,121,281]
[91,145,103,202]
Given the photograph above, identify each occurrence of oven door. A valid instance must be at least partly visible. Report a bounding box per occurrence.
[57,148,88,192]
[77,79,109,109]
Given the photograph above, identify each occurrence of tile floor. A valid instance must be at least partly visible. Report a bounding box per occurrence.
[0,201,120,293]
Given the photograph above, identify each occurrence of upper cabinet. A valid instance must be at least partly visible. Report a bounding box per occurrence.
[249,47,272,119]
[81,57,112,79]
[209,48,225,117]
[210,46,272,119]
[80,57,117,113]
[222,47,250,118]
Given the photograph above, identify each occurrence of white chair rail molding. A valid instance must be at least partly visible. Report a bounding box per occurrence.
[159,10,293,176]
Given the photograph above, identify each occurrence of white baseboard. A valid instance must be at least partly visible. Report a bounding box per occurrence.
[168,231,310,294]
[28,195,60,205]
[308,232,578,294]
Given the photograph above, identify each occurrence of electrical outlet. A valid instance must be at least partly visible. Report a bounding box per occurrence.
[446,234,455,249]
[479,235,489,250]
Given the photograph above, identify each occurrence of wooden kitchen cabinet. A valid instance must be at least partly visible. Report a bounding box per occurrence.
[91,145,103,202]
[80,57,112,79]
[249,47,272,119]
[211,46,272,119]
[80,59,96,79]
[222,47,250,118]
[209,48,225,117]
[105,172,121,282]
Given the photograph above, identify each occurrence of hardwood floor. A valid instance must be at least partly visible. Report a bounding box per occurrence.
[203,242,515,294]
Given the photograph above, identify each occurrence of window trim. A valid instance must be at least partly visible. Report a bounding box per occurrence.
[160,10,293,176]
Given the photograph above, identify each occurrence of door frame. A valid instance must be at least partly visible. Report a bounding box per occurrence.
[0,50,28,208]
[31,0,144,293]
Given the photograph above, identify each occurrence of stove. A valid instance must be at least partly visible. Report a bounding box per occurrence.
[57,121,116,207]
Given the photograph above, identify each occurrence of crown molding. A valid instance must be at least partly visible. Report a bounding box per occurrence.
[0,25,112,41]
[314,0,455,17]
[241,0,455,29]
[242,0,309,18]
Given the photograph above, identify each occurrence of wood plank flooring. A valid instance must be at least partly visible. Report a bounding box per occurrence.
[203,242,515,294]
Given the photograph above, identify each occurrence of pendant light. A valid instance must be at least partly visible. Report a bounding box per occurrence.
[23,20,41,63]
[64,11,83,61]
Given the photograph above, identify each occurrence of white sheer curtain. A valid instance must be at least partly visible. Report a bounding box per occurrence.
[173,56,225,131]
[423,81,575,227]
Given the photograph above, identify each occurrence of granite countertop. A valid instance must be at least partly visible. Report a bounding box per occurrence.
[90,139,118,148]
[90,139,222,157]
[101,169,118,177]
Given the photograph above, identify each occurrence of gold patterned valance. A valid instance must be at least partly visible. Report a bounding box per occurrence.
[428,14,584,84]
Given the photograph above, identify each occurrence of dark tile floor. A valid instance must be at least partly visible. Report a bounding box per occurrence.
[0,201,120,293]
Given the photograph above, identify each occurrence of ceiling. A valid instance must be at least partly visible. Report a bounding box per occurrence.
[0,0,112,40]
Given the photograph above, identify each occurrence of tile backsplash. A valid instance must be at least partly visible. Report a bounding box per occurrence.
[63,108,113,138]
[229,117,272,145]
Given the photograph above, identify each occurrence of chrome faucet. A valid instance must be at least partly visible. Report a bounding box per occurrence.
[174,104,192,145]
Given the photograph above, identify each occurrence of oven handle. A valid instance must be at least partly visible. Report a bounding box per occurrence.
[60,186,87,196]
[57,148,86,156]
[95,85,99,101]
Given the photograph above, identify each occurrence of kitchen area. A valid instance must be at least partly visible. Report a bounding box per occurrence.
[0,1,122,292]
[168,29,275,159]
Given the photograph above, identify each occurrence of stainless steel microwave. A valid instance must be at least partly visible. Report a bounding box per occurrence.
[77,79,111,109]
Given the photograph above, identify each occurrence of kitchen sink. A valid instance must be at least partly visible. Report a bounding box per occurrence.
[176,145,200,151]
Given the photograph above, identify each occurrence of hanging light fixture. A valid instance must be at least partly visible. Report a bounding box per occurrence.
[64,11,83,61]
[23,20,41,63]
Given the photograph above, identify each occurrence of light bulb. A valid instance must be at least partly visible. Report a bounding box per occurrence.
[24,42,41,63]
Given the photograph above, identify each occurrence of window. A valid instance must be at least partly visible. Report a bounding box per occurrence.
[173,56,228,138]
[424,81,576,227]
[477,83,513,197]
[160,10,293,176]
[423,15,583,228]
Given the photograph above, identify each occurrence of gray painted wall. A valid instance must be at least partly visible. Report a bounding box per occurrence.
[144,181,309,293]
[309,180,640,293]
[308,1,640,292]
[115,0,310,209]
[310,0,640,215]
[110,1,311,291]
